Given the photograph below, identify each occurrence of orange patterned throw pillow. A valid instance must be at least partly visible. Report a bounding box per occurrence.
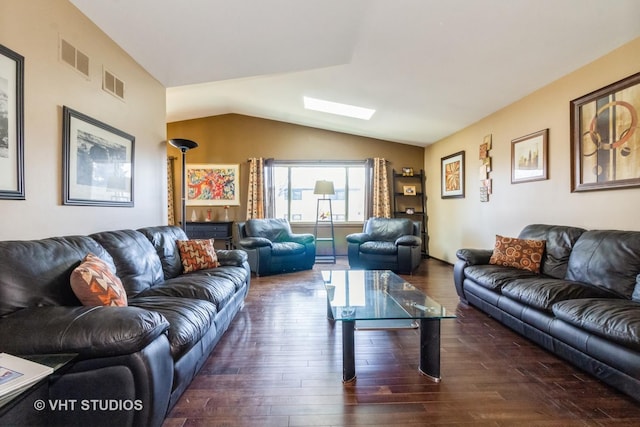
[70,253,128,306]
[177,239,220,273]
[489,235,546,273]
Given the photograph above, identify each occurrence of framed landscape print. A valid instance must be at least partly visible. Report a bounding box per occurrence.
[511,129,548,184]
[571,71,640,192]
[441,151,465,198]
[186,164,240,206]
[62,106,135,206]
[0,44,24,200]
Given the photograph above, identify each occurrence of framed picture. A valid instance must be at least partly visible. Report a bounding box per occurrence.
[511,129,548,184]
[571,71,640,192]
[62,106,135,206]
[0,44,24,200]
[186,164,240,206]
[401,167,414,176]
[441,151,465,198]
[402,185,416,195]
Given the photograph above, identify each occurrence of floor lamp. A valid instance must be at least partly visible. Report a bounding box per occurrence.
[314,180,336,263]
[168,138,198,231]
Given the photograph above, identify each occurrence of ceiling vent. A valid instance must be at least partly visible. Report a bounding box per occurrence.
[60,38,90,78]
[103,69,125,100]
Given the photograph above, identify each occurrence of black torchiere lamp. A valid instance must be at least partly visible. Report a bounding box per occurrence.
[168,138,198,231]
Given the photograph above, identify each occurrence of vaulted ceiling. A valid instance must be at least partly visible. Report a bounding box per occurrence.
[70,0,640,146]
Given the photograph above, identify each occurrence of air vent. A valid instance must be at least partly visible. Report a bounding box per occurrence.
[103,69,125,100]
[60,38,90,78]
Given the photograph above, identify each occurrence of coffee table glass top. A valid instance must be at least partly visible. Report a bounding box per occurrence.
[322,270,456,321]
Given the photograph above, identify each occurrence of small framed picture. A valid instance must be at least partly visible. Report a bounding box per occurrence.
[441,151,465,199]
[401,167,414,176]
[511,129,548,184]
[403,185,416,195]
[405,207,415,214]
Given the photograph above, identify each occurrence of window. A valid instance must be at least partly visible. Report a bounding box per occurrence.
[273,162,366,223]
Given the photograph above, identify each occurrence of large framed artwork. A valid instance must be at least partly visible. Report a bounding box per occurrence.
[511,129,548,184]
[441,151,465,199]
[186,164,240,206]
[0,44,24,200]
[62,106,135,206]
[571,71,640,192]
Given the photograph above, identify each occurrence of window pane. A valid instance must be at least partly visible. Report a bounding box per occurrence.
[274,164,365,222]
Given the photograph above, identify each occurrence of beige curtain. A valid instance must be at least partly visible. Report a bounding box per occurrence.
[372,157,391,218]
[167,156,176,225]
[246,158,265,219]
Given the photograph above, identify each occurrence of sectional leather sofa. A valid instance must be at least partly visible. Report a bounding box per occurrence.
[454,224,640,402]
[0,225,250,427]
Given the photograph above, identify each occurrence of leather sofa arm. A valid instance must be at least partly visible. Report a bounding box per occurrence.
[346,233,370,244]
[395,235,421,246]
[456,248,493,265]
[0,306,169,358]
[238,237,272,249]
[216,249,249,266]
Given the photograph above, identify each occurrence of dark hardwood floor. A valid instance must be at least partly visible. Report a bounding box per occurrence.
[163,258,640,426]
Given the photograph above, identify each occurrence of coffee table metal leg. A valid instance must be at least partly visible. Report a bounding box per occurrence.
[342,320,356,382]
[419,318,441,382]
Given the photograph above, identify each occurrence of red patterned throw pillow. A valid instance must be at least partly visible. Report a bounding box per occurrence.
[489,235,546,273]
[70,253,128,306]
[177,239,219,273]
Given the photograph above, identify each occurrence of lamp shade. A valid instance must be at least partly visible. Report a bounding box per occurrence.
[169,138,198,151]
[314,180,335,196]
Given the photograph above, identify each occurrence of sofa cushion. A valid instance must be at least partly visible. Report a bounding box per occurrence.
[566,230,640,299]
[463,265,538,292]
[502,278,618,312]
[177,239,220,273]
[518,224,586,279]
[552,298,640,351]
[0,236,115,317]
[129,296,217,359]
[90,229,165,297]
[70,253,128,307]
[489,235,546,273]
[138,225,189,280]
[137,274,237,312]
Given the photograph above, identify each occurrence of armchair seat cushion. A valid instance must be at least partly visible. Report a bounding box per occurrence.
[360,241,397,255]
[272,241,306,256]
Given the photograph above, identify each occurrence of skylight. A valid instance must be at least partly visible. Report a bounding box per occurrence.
[303,96,375,120]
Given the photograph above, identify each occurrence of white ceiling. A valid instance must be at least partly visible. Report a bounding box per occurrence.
[70,0,640,147]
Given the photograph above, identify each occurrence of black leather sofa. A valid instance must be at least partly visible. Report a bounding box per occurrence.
[0,225,250,427]
[454,224,640,402]
[236,218,316,276]
[346,217,422,274]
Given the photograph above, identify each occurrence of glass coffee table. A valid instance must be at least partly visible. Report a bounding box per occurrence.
[322,270,456,383]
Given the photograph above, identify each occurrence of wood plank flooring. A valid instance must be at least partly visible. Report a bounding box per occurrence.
[163,258,640,426]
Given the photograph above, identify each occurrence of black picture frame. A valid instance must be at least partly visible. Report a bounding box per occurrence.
[571,71,640,192]
[441,151,465,199]
[0,44,25,200]
[62,106,135,206]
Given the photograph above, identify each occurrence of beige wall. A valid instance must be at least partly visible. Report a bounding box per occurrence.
[167,114,425,254]
[0,0,167,240]
[425,37,640,263]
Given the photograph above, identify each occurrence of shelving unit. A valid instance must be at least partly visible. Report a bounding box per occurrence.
[392,168,429,257]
